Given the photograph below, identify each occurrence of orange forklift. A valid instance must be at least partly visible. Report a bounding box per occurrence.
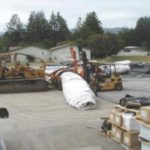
[70,46,123,94]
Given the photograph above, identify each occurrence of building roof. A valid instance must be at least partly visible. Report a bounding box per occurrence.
[9,46,22,51]
[9,46,49,52]
[49,44,71,52]
[49,44,91,52]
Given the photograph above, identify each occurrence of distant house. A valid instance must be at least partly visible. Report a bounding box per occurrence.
[49,44,91,63]
[118,46,148,56]
[9,46,50,63]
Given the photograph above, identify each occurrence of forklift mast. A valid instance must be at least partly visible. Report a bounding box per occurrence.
[77,45,90,83]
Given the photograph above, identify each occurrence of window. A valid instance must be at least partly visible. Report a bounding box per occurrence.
[41,52,46,56]
[123,49,131,52]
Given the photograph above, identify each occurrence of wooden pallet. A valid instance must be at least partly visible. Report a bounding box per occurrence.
[114,105,140,115]
[108,120,139,133]
[136,116,150,127]
[98,130,111,138]
[121,144,141,150]
[136,118,150,128]
[112,137,122,144]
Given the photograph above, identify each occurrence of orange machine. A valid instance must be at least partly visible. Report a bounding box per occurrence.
[69,46,123,94]
[0,52,48,93]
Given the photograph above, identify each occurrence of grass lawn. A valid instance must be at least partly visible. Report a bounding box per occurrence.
[96,56,150,63]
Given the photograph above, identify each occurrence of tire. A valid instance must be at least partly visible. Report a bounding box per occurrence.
[90,83,98,96]
[119,98,126,106]
[0,108,9,118]
[35,80,48,91]
[57,80,62,91]
[115,84,123,91]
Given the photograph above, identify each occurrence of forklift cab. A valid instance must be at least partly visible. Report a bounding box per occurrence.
[89,62,123,91]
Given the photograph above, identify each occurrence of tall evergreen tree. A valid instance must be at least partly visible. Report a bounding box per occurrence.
[118,28,137,47]
[73,11,103,41]
[49,12,59,46]
[83,11,103,35]
[73,17,83,38]
[27,11,49,44]
[56,12,69,42]
[49,12,69,46]
[5,14,24,46]
[135,17,150,49]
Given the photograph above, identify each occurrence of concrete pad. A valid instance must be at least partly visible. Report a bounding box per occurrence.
[0,136,6,150]
[0,91,124,150]
[98,77,150,103]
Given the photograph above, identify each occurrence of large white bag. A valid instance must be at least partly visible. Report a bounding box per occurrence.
[60,72,96,110]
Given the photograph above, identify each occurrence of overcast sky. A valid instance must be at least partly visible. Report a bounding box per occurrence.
[0,0,150,31]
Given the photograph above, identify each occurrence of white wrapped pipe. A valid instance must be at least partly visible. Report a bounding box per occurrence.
[60,72,96,110]
[0,136,6,150]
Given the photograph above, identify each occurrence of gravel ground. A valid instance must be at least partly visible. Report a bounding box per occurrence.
[0,90,124,150]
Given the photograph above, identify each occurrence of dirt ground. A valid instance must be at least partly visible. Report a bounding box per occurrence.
[0,90,124,150]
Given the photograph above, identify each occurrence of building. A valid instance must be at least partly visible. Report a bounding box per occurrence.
[10,46,50,63]
[118,46,148,56]
[49,44,91,63]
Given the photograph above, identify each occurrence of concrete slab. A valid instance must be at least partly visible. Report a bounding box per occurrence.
[0,136,6,150]
[98,77,150,103]
[0,91,124,150]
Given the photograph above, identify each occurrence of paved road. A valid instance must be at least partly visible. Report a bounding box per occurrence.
[0,91,124,150]
[98,77,150,103]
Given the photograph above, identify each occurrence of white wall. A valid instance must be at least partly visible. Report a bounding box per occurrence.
[51,46,91,63]
[11,46,50,63]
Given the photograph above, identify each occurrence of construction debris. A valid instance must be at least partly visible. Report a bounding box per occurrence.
[119,94,150,108]
[131,63,150,74]
[60,71,96,110]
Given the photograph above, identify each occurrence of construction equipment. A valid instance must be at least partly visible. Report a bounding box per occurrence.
[42,46,123,93]
[120,94,150,108]
[90,62,123,91]
[70,46,123,93]
[0,52,48,93]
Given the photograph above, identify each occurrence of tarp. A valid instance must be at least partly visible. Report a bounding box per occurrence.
[114,60,131,74]
[115,64,130,74]
[60,72,96,110]
[122,113,139,131]
[114,60,132,65]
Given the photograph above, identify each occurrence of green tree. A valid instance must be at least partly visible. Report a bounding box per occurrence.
[87,34,123,58]
[56,12,70,42]
[73,17,84,37]
[27,11,50,44]
[72,11,103,42]
[106,33,124,55]
[118,28,136,47]
[83,11,103,35]
[135,17,150,50]
[49,12,59,46]
[0,37,8,52]
[5,14,24,46]
[49,12,70,46]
